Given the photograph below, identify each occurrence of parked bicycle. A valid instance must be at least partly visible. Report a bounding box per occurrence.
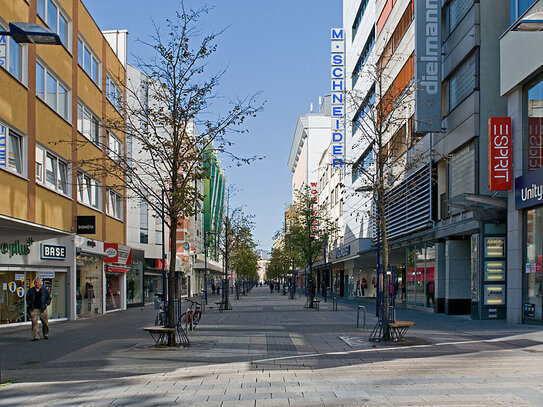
[8,299,26,323]
[154,293,166,326]
[180,299,202,331]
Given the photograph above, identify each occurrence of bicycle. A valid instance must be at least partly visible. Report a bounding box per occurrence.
[154,294,166,326]
[180,299,202,331]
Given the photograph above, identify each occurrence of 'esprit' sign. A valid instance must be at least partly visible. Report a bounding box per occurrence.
[488,117,512,191]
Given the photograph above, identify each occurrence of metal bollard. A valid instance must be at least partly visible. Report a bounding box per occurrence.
[332,297,338,311]
[357,305,366,330]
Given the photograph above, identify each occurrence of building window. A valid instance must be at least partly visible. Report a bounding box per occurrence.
[352,145,375,183]
[35,145,69,194]
[107,131,122,161]
[0,124,24,175]
[106,75,123,111]
[0,28,25,82]
[155,213,162,245]
[352,28,375,88]
[511,0,538,24]
[106,188,123,220]
[77,102,100,144]
[448,53,476,112]
[352,86,375,134]
[36,61,70,120]
[444,0,474,36]
[449,142,475,199]
[352,0,370,39]
[37,0,70,46]
[78,36,101,86]
[140,198,148,243]
[77,172,101,209]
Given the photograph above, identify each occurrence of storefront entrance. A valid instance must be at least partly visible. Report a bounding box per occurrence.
[106,272,122,311]
[407,243,435,309]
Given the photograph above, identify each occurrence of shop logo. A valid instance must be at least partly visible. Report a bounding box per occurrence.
[105,247,118,258]
[0,237,34,257]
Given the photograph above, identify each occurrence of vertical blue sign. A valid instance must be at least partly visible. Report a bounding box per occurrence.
[331,28,344,168]
[0,125,6,168]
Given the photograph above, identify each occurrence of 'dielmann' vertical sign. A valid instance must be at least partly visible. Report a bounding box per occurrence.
[414,0,442,133]
[331,28,344,168]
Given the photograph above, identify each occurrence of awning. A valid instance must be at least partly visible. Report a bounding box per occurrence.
[107,266,129,273]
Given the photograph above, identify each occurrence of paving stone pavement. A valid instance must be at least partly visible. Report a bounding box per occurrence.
[1,287,543,406]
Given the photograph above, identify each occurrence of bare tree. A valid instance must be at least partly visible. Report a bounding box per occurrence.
[68,5,261,345]
[345,48,437,340]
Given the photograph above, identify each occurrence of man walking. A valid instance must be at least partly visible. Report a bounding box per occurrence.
[26,278,51,341]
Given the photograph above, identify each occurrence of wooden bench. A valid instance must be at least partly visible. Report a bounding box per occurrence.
[389,320,414,341]
[143,327,176,347]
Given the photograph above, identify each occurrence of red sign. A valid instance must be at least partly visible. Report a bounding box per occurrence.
[488,117,512,191]
[104,243,132,264]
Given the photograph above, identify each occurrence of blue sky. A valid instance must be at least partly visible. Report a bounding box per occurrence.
[85,0,342,250]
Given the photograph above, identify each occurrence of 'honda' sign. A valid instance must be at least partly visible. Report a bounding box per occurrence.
[488,117,512,191]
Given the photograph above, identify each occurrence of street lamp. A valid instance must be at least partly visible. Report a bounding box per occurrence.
[0,22,61,44]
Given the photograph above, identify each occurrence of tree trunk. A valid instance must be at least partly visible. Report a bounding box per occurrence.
[167,212,178,346]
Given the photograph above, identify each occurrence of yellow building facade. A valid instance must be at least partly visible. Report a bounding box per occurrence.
[0,0,128,325]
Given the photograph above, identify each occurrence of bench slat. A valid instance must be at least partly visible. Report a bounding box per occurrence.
[143,327,176,332]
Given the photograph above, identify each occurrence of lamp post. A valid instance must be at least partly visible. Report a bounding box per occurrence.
[203,230,216,305]
[0,22,61,44]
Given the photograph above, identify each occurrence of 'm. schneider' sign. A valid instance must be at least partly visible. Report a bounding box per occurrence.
[515,167,543,210]
[335,244,351,259]
[414,0,442,132]
[331,28,344,168]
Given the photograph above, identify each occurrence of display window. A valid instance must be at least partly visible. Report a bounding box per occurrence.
[524,208,543,321]
[106,272,122,311]
[407,244,435,308]
[0,270,67,324]
[76,255,103,317]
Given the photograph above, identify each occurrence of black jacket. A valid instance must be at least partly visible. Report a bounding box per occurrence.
[26,287,51,312]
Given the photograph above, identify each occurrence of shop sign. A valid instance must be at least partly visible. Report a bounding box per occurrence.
[41,243,67,260]
[335,244,351,259]
[528,117,543,170]
[515,166,543,210]
[484,261,505,282]
[414,0,442,132]
[0,237,34,257]
[524,303,536,318]
[104,243,132,265]
[331,27,344,168]
[15,273,24,281]
[484,237,505,257]
[484,285,505,306]
[39,271,55,279]
[488,117,512,191]
[77,216,96,234]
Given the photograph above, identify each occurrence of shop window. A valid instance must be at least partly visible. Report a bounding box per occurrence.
[77,102,100,145]
[448,53,476,112]
[524,208,543,320]
[78,36,101,86]
[106,75,123,111]
[37,0,71,47]
[36,61,70,120]
[0,123,25,176]
[77,255,103,317]
[106,188,123,219]
[36,145,69,195]
[77,171,101,209]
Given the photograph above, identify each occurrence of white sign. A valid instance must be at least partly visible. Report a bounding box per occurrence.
[39,271,56,279]
[8,282,16,292]
[15,273,24,281]
[17,286,24,297]
[0,124,6,168]
[331,28,344,168]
